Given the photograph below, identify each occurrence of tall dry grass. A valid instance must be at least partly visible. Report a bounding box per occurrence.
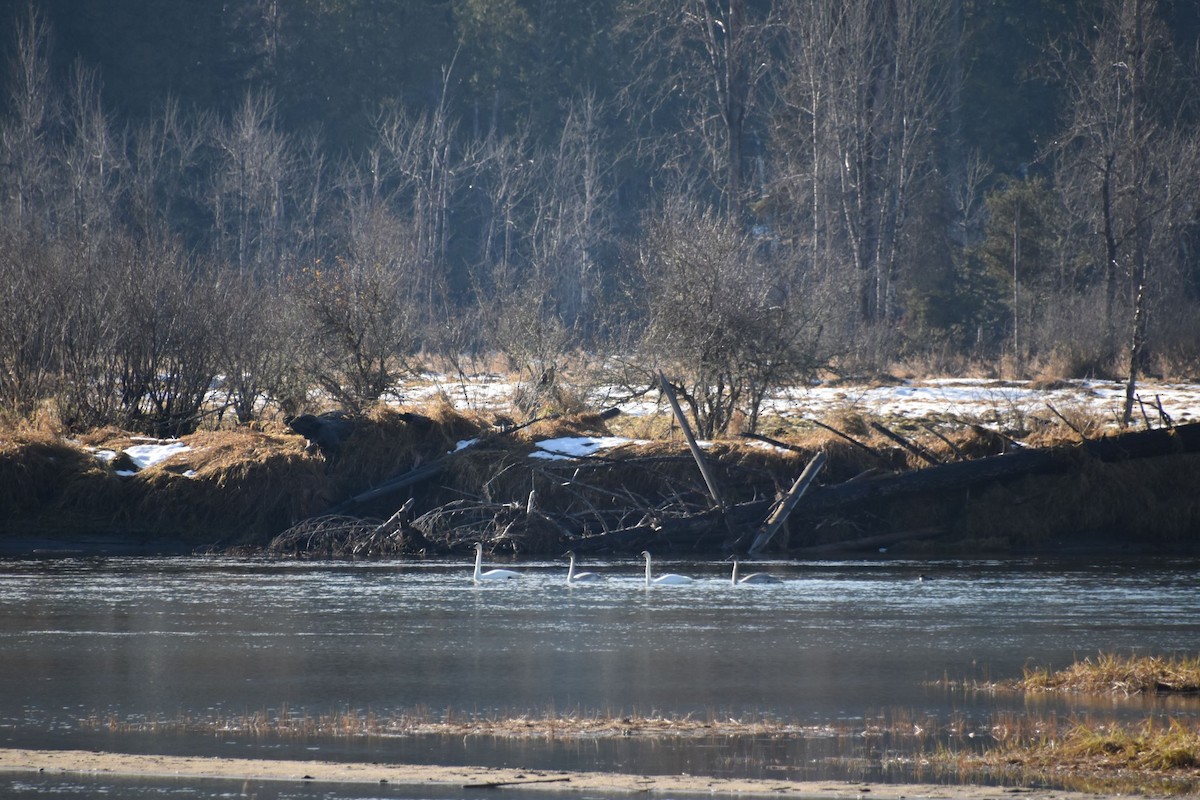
[1018,653,1200,695]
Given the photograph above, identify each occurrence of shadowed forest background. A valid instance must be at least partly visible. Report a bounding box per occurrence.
[2,0,1200,439]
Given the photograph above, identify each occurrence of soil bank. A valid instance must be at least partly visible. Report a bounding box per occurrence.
[0,747,1170,799]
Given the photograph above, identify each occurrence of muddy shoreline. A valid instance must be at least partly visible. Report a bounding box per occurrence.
[0,747,1159,799]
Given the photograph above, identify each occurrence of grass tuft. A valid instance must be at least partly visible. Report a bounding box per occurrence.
[1017,653,1200,695]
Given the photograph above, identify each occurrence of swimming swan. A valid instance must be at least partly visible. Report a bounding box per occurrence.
[565,550,602,583]
[641,551,693,586]
[731,560,782,585]
[472,542,521,583]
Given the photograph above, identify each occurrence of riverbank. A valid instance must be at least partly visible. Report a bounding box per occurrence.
[0,747,1167,800]
[7,387,1200,558]
[66,698,1200,796]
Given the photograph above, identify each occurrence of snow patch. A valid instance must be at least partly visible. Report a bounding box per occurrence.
[124,441,191,469]
[531,436,645,461]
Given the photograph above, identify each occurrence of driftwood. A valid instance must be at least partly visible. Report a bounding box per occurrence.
[463,777,572,789]
[807,418,877,455]
[922,424,966,461]
[1081,420,1200,460]
[327,461,446,514]
[326,407,623,515]
[266,503,433,557]
[275,409,1200,558]
[746,452,827,554]
[799,447,1062,513]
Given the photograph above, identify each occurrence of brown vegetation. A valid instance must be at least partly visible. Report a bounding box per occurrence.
[952,654,1200,794]
[1015,653,1200,695]
[5,395,1200,557]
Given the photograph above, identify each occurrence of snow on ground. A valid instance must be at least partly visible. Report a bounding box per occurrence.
[530,435,648,460]
[80,375,1200,472]
[92,439,193,476]
[400,372,1200,429]
[123,440,191,469]
[391,372,1200,463]
[763,378,1200,427]
[405,372,513,409]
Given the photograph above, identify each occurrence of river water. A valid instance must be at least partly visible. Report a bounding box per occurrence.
[2,554,1199,797]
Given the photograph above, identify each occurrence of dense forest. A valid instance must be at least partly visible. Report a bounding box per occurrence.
[1,0,1200,439]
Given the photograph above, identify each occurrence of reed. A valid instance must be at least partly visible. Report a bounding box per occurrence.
[1017,652,1200,695]
[983,717,1200,781]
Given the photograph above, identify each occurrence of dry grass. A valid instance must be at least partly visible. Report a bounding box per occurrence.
[976,717,1200,794]
[131,429,328,545]
[65,649,1200,796]
[924,655,1200,791]
[328,400,485,496]
[0,427,111,517]
[4,374,1200,555]
[1015,653,1200,696]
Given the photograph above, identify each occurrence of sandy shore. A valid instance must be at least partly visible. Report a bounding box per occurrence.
[0,747,1166,799]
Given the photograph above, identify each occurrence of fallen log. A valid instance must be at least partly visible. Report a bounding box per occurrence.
[326,461,445,514]
[870,421,942,465]
[326,409,623,515]
[798,421,1200,516]
[1080,420,1200,461]
[286,411,1200,558]
[746,451,827,555]
[463,777,572,789]
[799,447,1062,513]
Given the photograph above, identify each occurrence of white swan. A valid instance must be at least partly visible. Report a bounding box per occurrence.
[641,551,693,586]
[732,560,782,585]
[472,542,521,583]
[565,550,602,583]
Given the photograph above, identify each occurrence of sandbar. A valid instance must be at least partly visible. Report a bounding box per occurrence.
[0,747,1165,799]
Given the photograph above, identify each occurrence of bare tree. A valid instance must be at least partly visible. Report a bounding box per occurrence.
[369,75,476,311]
[771,0,953,331]
[55,235,126,430]
[634,194,826,437]
[127,98,207,243]
[0,231,60,418]
[0,6,56,231]
[1052,0,1200,423]
[288,131,327,265]
[296,206,422,412]
[209,90,292,273]
[213,267,305,424]
[530,93,615,336]
[471,124,536,297]
[61,61,124,242]
[619,0,776,219]
[466,95,618,413]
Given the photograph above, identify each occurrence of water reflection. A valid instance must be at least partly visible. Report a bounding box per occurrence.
[2,555,1200,788]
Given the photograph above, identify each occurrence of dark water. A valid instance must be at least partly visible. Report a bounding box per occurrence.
[2,554,1199,797]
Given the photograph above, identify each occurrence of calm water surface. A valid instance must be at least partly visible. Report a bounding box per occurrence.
[1,554,1199,797]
